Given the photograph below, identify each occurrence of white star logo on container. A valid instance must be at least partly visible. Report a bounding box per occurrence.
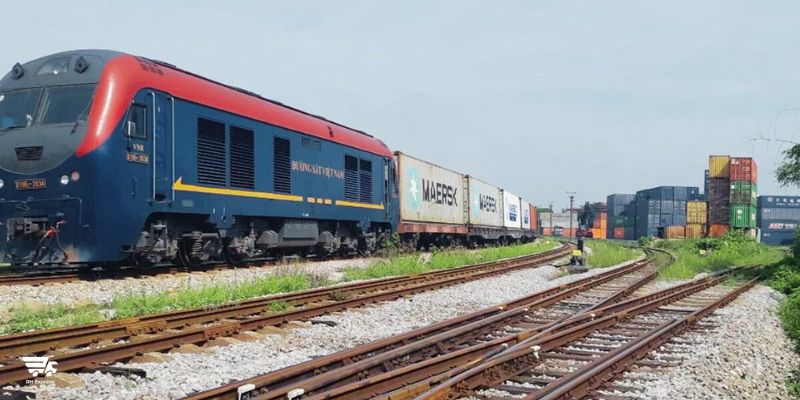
[409,172,418,202]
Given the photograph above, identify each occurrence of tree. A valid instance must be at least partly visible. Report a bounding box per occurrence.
[777,144,800,187]
[577,201,605,228]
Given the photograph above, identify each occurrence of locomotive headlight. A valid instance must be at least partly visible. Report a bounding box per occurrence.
[0,178,4,189]
[70,170,80,182]
[60,175,69,186]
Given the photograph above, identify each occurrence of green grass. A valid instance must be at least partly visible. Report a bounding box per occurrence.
[654,231,785,280]
[342,239,558,281]
[585,240,642,268]
[0,267,326,334]
[1,304,104,335]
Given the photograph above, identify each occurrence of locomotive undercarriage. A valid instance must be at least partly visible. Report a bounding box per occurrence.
[129,215,390,268]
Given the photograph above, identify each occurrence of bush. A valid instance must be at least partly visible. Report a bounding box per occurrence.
[656,231,784,280]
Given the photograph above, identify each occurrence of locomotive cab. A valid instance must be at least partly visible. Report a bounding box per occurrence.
[0,51,117,265]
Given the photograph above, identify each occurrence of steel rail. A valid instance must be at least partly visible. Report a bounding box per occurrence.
[0,245,572,385]
[0,245,571,360]
[183,254,655,400]
[401,270,738,400]
[528,278,758,400]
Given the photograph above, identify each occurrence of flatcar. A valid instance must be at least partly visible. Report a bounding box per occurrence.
[0,50,536,268]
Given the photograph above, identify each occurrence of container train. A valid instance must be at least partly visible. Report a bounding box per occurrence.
[0,50,536,268]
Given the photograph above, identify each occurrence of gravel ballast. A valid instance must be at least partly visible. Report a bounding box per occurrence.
[14,256,602,399]
[620,284,800,400]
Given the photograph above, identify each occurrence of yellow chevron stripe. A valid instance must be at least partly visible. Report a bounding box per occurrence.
[335,200,385,210]
[173,178,385,210]
[173,178,303,202]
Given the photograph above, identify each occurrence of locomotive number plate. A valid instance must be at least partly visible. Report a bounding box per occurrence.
[15,178,46,190]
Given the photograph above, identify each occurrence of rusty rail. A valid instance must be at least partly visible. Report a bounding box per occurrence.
[411,271,747,400]
[0,244,573,386]
[183,251,656,400]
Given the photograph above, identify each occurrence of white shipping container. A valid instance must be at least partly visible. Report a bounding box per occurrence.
[502,190,522,229]
[395,152,466,225]
[521,200,532,230]
[466,176,504,227]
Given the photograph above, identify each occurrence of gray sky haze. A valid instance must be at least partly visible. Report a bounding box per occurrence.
[3,1,799,210]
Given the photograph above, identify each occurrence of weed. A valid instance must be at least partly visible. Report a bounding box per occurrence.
[585,240,641,268]
[342,239,558,281]
[268,301,292,313]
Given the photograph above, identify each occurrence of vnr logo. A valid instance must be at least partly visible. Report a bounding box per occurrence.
[508,204,518,222]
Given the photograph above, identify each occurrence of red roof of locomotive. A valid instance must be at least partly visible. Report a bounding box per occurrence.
[77,54,392,158]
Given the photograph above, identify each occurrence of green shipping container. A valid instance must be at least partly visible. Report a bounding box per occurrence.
[730,204,757,228]
[730,181,757,206]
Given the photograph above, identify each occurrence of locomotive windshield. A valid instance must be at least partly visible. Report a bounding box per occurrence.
[0,84,96,130]
[39,84,96,124]
[0,87,42,130]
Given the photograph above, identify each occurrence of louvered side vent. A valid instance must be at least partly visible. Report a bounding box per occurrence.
[273,137,291,193]
[197,118,227,186]
[344,155,359,200]
[229,126,255,189]
[359,159,373,203]
[15,146,43,161]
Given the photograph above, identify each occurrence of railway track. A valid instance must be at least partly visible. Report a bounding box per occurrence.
[398,271,751,400]
[181,249,663,400]
[185,256,755,400]
[0,243,573,386]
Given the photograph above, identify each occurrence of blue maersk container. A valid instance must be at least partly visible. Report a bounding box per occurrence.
[758,195,800,245]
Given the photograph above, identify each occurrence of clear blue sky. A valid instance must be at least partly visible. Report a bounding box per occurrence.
[3,1,799,210]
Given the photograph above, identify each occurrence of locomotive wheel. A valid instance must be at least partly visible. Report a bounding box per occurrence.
[178,239,206,268]
[223,247,247,265]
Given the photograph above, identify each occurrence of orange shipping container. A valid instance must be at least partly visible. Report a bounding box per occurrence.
[730,157,758,183]
[709,155,731,178]
[613,227,625,240]
[591,228,606,240]
[530,206,539,232]
[664,225,685,239]
[685,223,705,238]
[709,224,729,237]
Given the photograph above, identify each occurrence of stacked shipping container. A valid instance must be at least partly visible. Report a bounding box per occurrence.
[729,157,757,229]
[634,186,698,239]
[757,196,800,245]
[607,194,635,240]
[708,155,731,236]
[686,201,707,238]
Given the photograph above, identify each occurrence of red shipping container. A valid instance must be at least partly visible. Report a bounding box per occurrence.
[542,227,552,236]
[613,227,625,239]
[530,205,539,232]
[730,157,758,183]
[709,224,729,237]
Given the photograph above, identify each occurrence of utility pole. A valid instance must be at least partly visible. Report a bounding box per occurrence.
[549,202,553,236]
[566,191,576,240]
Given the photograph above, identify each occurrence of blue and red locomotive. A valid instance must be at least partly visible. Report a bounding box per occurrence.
[0,50,536,268]
[0,50,398,267]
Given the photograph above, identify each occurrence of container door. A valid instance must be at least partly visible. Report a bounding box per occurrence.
[151,92,174,203]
